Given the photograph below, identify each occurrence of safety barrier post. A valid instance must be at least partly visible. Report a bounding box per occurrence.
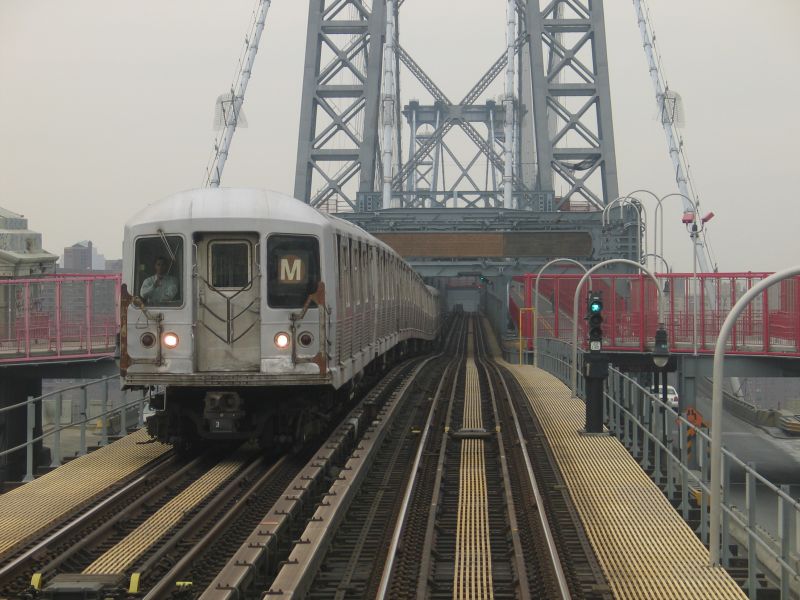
[679,421,689,521]
[622,379,631,448]
[101,379,109,446]
[641,394,651,470]
[721,449,731,567]
[80,386,88,456]
[632,383,640,461]
[50,393,63,468]
[653,403,662,484]
[779,484,793,599]
[746,464,757,599]
[23,397,35,482]
[138,391,145,428]
[699,434,709,545]
[120,391,128,435]
[666,435,675,501]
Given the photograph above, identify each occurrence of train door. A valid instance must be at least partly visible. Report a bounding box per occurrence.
[195,233,260,371]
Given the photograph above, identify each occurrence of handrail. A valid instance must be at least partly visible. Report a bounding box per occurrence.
[0,375,119,415]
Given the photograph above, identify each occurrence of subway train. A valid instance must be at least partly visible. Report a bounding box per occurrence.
[120,188,439,450]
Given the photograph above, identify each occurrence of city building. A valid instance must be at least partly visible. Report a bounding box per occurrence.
[0,207,58,277]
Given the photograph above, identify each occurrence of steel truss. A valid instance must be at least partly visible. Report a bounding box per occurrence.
[524,0,619,209]
[294,0,619,213]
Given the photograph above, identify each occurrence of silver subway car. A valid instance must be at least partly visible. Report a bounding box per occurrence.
[120,188,439,450]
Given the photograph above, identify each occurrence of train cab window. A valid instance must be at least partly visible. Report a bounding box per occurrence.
[134,236,183,306]
[210,241,251,289]
[267,235,320,308]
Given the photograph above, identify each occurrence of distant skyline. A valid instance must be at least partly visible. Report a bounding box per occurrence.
[1,0,798,273]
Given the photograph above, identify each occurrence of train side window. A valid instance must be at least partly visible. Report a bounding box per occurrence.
[267,234,320,308]
[210,241,251,289]
[134,235,183,306]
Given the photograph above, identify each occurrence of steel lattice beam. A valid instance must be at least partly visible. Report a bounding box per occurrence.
[294,0,387,210]
[524,0,619,209]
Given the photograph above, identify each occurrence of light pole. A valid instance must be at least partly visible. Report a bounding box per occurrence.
[685,208,714,355]
[640,252,671,274]
[533,258,590,368]
[708,266,800,566]
[627,189,661,272]
[602,196,647,263]
[570,259,664,397]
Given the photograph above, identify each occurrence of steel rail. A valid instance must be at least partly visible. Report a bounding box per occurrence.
[143,455,287,599]
[415,323,468,599]
[199,357,428,599]
[265,355,437,598]
[375,357,457,598]
[486,356,572,599]
[475,323,531,600]
[0,452,177,581]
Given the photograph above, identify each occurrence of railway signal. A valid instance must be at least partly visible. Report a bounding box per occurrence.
[587,294,604,352]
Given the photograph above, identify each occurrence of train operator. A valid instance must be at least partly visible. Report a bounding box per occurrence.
[140,256,178,304]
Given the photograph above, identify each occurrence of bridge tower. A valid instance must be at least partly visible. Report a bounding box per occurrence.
[293,0,637,297]
[294,0,620,211]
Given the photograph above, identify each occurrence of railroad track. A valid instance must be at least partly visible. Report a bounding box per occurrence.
[2,313,613,599]
[209,313,601,600]
[0,348,432,599]
[275,314,610,600]
[0,445,177,596]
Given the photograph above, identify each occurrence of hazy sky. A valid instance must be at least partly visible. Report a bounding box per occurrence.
[1,0,798,273]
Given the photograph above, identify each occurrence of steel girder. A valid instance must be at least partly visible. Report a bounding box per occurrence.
[294,0,387,211]
[524,0,619,210]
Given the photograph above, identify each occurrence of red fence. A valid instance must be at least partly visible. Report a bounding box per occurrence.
[0,274,121,364]
[511,272,800,357]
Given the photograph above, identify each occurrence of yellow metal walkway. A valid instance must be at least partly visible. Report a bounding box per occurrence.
[504,363,746,599]
[0,429,169,559]
[85,451,244,575]
[453,324,494,599]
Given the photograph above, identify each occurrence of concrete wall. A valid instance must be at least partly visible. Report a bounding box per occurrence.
[445,288,480,312]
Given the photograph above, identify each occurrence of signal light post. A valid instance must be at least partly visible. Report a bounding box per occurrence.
[584,293,608,434]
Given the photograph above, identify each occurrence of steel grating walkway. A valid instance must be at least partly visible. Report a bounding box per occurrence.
[453,326,494,599]
[504,363,746,599]
[0,429,170,559]
[84,451,245,575]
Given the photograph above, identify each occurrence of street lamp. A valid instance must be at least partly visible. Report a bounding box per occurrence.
[533,258,591,368]
[602,195,647,263]
[686,209,714,355]
[640,252,671,274]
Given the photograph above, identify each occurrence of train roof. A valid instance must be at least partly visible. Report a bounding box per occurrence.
[126,188,329,228]
[125,187,401,258]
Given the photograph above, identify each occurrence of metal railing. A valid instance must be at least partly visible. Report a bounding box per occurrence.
[535,337,799,599]
[0,274,121,364]
[514,272,800,356]
[0,376,150,482]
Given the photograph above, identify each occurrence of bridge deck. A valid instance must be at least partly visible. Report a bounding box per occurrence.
[0,429,169,560]
[504,363,746,599]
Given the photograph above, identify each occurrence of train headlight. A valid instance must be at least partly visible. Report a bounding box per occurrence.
[298,331,314,347]
[140,332,156,348]
[162,332,179,349]
[274,332,291,349]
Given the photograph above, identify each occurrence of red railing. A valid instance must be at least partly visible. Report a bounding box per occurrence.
[0,274,121,364]
[512,272,800,357]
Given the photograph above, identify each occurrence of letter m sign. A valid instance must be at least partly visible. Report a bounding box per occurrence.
[279,255,305,284]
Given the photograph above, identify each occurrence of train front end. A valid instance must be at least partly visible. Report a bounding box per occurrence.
[120,189,335,450]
